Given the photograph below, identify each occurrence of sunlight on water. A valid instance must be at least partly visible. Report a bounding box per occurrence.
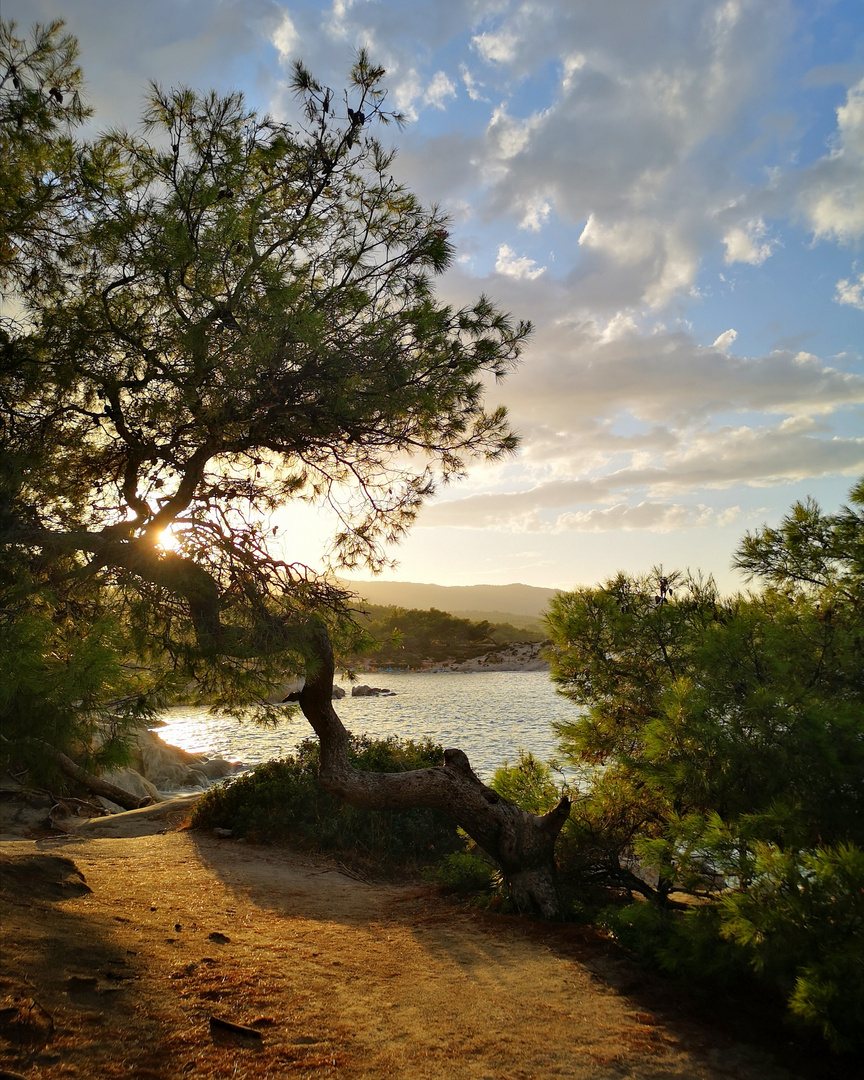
[156,670,580,780]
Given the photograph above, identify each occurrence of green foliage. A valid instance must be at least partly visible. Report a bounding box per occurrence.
[0,18,89,289]
[734,478,864,598]
[545,480,864,1049]
[345,603,541,668]
[191,734,464,873]
[425,846,499,894]
[491,752,561,814]
[1,20,528,780]
[0,553,171,785]
[0,601,156,785]
[719,842,864,1052]
[547,546,864,892]
[600,902,749,987]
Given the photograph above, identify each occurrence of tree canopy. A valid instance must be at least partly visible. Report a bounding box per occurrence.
[1,21,575,917]
[546,479,864,1049]
[1,20,529,719]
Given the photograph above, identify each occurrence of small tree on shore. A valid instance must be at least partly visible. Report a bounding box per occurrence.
[1,21,569,914]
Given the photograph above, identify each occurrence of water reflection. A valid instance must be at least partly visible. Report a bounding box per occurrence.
[156,670,579,780]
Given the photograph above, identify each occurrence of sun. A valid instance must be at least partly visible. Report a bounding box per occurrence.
[155,528,180,552]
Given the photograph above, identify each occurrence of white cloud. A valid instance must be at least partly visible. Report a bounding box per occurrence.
[598,312,640,344]
[486,105,548,161]
[837,76,864,157]
[576,216,701,308]
[455,1,784,311]
[519,197,552,232]
[552,502,723,533]
[460,64,487,102]
[392,68,423,122]
[579,215,657,264]
[497,315,864,431]
[716,506,742,527]
[712,329,738,351]
[325,0,368,42]
[420,422,864,533]
[835,271,864,310]
[723,218,776,265]
[424,71,457,110]
[561,52,586,91]
[798,77,864,243]
[472,28,519,65]
[272,11,298,63]
[495,244,546,280]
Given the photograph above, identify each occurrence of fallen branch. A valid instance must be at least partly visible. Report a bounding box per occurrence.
[27,740,152,811]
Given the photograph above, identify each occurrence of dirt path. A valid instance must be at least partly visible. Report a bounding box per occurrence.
[1,821,794,1080]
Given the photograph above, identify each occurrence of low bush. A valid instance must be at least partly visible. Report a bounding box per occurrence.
[191,733,465,875]
[595,844,864,1053]
[600,901,750,987]
[719,842,864,1053]
[425,846,499,894]
[491,751,561,814]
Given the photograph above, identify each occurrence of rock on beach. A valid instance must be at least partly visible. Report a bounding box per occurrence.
[99,728,243,808]
[428,640,549,673]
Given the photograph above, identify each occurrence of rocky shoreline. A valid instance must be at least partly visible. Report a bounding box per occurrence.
[0,728,242,840]
[361,639,550,674]
[100,727,244,806]
[2,645,549,835]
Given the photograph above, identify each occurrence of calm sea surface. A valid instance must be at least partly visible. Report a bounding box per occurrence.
[157,670,580,780]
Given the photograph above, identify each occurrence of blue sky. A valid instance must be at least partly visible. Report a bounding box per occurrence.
[7,0,863,593]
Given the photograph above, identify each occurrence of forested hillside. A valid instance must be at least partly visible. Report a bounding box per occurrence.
[344,603,545,668]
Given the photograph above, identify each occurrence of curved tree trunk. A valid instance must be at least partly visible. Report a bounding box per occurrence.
[298,621,570,918]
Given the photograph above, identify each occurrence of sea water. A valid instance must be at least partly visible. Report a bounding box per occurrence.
[156,670,581,781]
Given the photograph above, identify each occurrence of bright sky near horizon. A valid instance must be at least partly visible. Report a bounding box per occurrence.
[8,0,863,594]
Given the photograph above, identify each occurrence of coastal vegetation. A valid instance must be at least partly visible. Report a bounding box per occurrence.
[3,18,861,1057]
[542,481,864,1052]
[345,603,544,668]
[199,481,864,1050]
[192,734,463,873]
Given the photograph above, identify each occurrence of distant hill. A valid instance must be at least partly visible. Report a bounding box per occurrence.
[339,580,560,627]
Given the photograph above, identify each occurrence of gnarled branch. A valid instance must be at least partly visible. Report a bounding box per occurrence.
[298,618,570,917]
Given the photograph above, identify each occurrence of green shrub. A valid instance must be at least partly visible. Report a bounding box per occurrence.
[491,752,562,813]
[425,847,499,893]
[719,842,864,1052]
[601,900,749,987]
[191,734,465,874]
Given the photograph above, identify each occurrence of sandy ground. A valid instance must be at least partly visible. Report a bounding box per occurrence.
[0,801,811,1080]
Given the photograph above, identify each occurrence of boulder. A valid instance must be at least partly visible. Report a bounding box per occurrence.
[101,729,242,803]
[351,684,395,697]
[74,793,204,837]
[195,756,239,780]
[97,767,163,805]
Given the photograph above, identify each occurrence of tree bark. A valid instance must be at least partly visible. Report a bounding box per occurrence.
[30,741,153,811]
[298,620,570,918]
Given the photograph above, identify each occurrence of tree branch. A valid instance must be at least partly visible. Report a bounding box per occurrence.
[298,618,570,917]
